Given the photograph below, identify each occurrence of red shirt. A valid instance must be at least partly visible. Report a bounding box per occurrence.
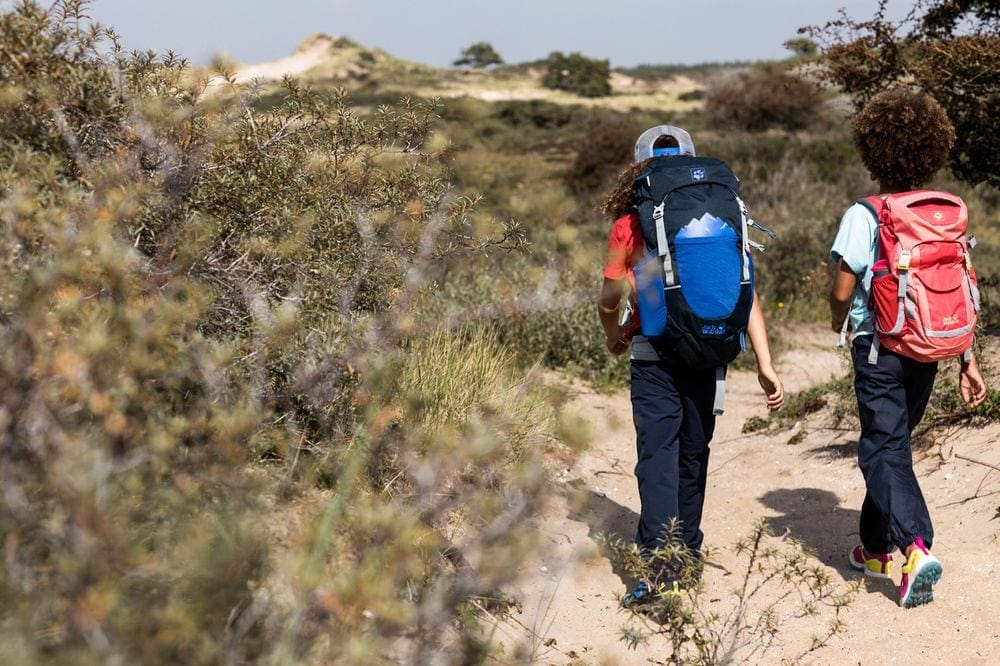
[603,213,645,292]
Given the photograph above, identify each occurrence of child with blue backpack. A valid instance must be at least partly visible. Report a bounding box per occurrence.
[597,126,784,606]
[829,89,987,608]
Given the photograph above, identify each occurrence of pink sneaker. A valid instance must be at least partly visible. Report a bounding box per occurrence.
[849,545,893,579]
[899,537,942,608]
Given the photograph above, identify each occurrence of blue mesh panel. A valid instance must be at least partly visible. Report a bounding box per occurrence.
[675,222,741,319]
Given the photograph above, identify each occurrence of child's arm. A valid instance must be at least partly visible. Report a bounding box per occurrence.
[959,354,988,409]
[829,259,857,332]
[598,277,630,356]
[747,292,784,411]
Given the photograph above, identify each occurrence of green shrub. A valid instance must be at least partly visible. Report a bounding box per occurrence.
[498,300,630,389]
[743,373,856,433]
[978,276,1000,332]
[493,99,587,130]
[706,68,825,131]
[564,115,642,196]
[541,51,612,98]
[678,89,707,101]
[395,326,554,451]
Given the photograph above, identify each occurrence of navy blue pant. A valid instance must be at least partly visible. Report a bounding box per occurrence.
[852,336,937,553]
[630,360,717,555]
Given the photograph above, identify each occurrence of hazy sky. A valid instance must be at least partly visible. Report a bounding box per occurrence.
[83,1,915,68]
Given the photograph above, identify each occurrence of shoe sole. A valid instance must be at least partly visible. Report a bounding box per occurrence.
[900,557,942,608]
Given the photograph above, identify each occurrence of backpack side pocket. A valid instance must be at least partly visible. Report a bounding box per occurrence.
[870,259,903,336]
[673,223,741,319]
[634,253,667,337]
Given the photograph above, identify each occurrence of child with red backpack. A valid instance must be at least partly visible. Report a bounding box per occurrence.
[829,89,988,608]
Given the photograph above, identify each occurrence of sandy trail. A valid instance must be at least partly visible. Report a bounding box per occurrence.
[496,323,1000,664]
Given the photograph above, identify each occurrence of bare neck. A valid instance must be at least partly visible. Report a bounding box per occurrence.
[878,181,913,195]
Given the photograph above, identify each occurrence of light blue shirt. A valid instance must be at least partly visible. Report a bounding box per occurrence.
[829,202,877,337]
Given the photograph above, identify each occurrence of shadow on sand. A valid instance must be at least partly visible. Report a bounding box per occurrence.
[758,487,896,603]
[562,481,896,602]
[565,481,640,591]
[566,480,728,593]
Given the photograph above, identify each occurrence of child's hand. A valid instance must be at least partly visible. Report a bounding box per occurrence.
[959,357,987,409]
[605,333,630,356]
[758,364,784,411]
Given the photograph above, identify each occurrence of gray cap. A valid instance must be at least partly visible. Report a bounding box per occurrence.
[633,125,696,162]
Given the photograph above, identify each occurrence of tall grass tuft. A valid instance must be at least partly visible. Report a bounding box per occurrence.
[398,327,552,442]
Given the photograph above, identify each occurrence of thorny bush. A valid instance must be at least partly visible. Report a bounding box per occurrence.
[0,2,548,663]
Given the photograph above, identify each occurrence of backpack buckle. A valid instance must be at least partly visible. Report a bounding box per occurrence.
[653,203,665,221]
[897,250,911,271]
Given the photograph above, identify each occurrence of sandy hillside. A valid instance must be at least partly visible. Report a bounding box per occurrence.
[225,39,705,111]
[493,323,1000,664]
[229,34,369,84]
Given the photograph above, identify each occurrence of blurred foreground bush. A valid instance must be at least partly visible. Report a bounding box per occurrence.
[0,2,553,662]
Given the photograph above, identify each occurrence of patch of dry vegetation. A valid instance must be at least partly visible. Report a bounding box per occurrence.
[0,2,558,662]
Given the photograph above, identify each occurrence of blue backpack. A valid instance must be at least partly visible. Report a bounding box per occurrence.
[632,155,771,374]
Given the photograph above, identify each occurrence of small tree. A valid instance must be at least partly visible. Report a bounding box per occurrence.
[783,36,818,58]
[541,51,611,98]
[453,41,504,68]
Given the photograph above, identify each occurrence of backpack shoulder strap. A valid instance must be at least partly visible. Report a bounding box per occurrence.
[855,195,884,221]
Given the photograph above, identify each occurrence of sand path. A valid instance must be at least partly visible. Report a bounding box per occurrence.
[496,323,1000,664]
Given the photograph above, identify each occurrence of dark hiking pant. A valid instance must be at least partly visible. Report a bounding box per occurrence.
[852,335,938,554]
[630,360,717,556]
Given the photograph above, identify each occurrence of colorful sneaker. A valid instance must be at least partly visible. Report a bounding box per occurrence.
[849,545,893,579]
[621,580,680,608]
[899,537,942,608]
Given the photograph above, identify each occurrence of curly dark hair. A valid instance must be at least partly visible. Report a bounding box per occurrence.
[600,135,678,219]
[852,88,955,189]
[600,160,647,219]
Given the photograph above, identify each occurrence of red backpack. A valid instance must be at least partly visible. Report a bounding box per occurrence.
[860,190,980,364]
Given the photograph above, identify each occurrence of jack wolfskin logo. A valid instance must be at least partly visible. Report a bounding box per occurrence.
[701,323,725,335]
[943,314,959,326]
[932,210,944,221]
[691,168,706,181]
